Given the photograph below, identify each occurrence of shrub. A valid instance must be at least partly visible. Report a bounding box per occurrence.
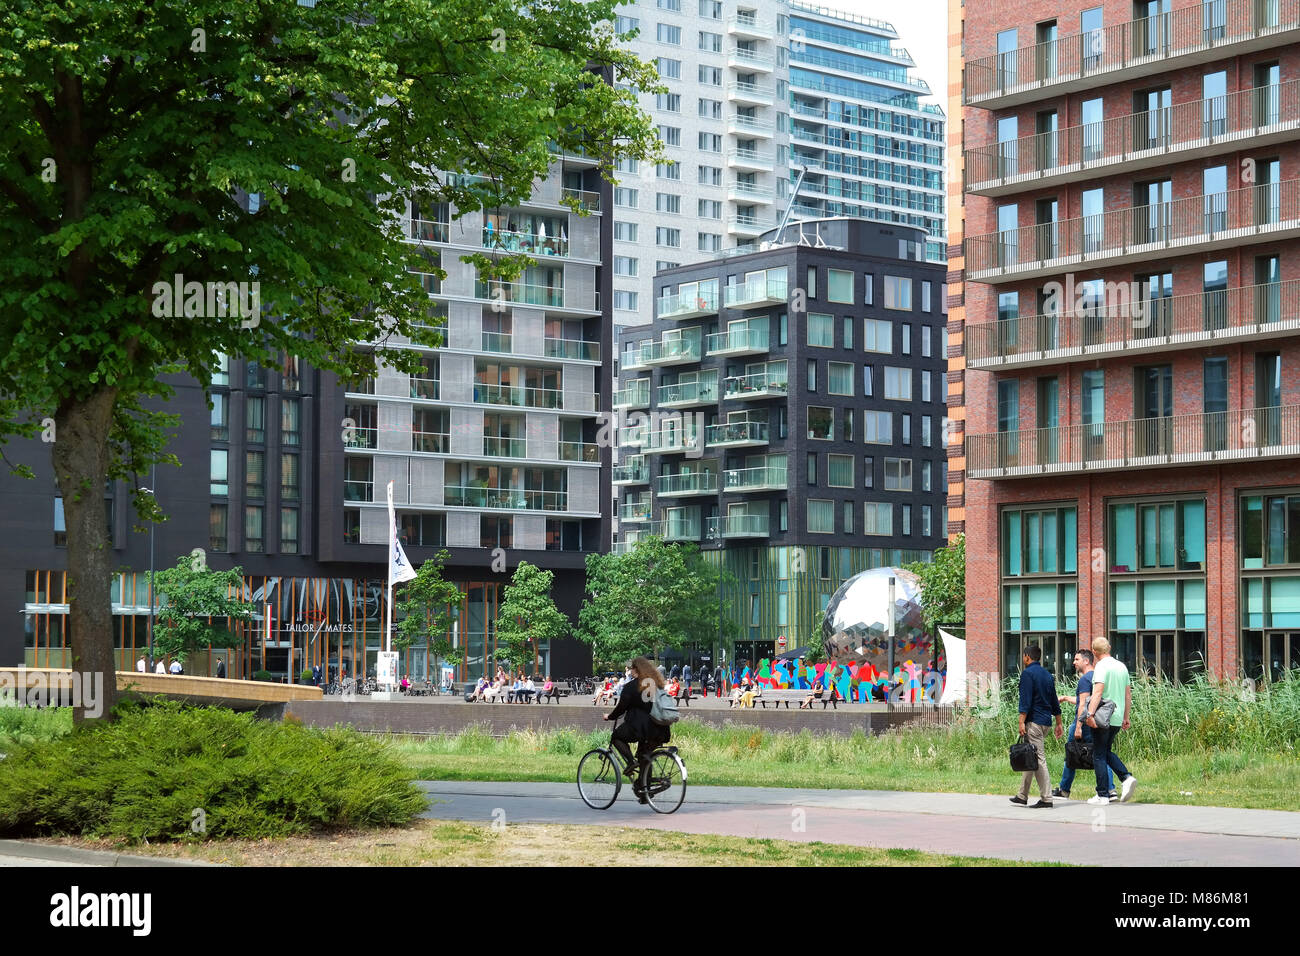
[0,701,425,842]
[301,669,315,684]
[253,670,274,682]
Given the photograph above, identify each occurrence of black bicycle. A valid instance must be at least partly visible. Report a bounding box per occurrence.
[576,717,687,814]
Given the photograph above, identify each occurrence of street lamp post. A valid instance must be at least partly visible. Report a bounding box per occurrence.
[139,464,157,670]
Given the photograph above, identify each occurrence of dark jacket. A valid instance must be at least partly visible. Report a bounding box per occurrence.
[608,678,670,744]
[1018,661,1061,727]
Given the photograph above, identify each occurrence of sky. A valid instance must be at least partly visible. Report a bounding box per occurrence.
[827,0,949,108]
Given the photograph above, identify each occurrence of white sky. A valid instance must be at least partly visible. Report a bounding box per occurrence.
[826,0,949,108]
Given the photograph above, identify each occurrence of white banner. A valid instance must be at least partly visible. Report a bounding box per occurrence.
[386,480,417,584]
[938,629,967,706]
[377,651,399,687]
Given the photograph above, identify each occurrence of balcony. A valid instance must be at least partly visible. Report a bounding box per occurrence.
[727,115,775,138]
[544,337,600,362]
[561,187,602,213]
[413,430,448,453]
[483,436,528,458]
[472,383,563,410]
[343,480,374,502]
[966,81,1300,196]
[409,218,450,243]
[618,496,653,523]
[662,510,703,542]
[967,405,1300,479]
[966,280,1300,370]
[612,458,650,485]
[726,80,775,106]
[724,274,787,309]
[559,440,600,463]
[965,179,1300,282]
[659,378,719,408]
[727,181,775,204]
[706,326,769,357]
[727,215,767,237]
[644,427,704,455]
[620,348,649,372]
[483,226,569,259]
[707,513,771,538]
[706,421,769,448]
[344,427,377,450]
[410,377,441,400]
[964,0,1300,109]
[613,381,651,410]
[728,13,774,40]
[727,148,774,172]
[727,48,775,72]
[643,335,703,367]
[723,370,788,400]
[474,279,598,313]
[723,464,787,492]
[444,486,568,511]
[657,471,719,498]
[481,331,513,354]
[657,289,720,321]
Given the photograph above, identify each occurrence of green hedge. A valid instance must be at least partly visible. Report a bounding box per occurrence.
[0,701,425,842]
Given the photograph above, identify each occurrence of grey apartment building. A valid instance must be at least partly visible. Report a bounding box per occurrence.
[614,217,946,660]
[4,156,611,683]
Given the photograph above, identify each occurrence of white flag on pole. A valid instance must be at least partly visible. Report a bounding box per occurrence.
[938,629,967,706]
[387,480,417,584]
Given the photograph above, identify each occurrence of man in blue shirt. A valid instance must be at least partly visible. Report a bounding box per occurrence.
[1010,644,1063,808]
[1054,648,1104,800]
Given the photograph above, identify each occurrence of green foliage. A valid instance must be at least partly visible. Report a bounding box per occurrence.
[494,562,568,673]
[151,556,254,663]
[252,670,273,683]
[577,536,730,667]
[394,552,462,652]
[300,669,315,684]
[0,700,73,753]
[806,608,827,665]
[0,0,662,711]
[0,702,424,842]
[906,534,966,632]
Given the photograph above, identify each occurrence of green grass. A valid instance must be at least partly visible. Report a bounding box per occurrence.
[0,697,73,752]
[393,674,1300,811]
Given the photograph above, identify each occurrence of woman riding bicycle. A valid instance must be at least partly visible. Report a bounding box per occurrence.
[603,657,670,802]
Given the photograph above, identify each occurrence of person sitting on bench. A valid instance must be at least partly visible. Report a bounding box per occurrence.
[801,678,825,710]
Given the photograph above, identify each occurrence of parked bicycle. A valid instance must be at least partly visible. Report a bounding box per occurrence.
[576,716,687,813]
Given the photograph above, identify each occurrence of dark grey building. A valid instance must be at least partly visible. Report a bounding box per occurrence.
[614,217,946,662]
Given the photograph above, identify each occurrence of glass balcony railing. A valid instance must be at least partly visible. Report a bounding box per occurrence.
[618,497,653,522]
[706,421,769,446]
[707,513,771,538]
[410,377,441,400]
[413,431,448,453]
[657,471,719,496]
[657,289,720,320]
[723,465,787,491]
[343,480,374,502]
[643,336,703,365]
[344,427,377,449]
[613,382,651,408]
[444,486,568,511]
[559,441,600,463]
[706,327,769,355]
[662,511,703,542]
[658,378,719,405]
[474,280,564,308]
[473,383,563,409]
[722,369,788,398]
[409,218,450,242]
[483,436,528,458]
[727,148,774,167]
[727,47,775,70]
[644,428,703,454]
[968,405,1300,478]
[545,337,600,362]
[612,459,650,483]
[482,227,569,258]
[724,274,788,308]
[561,187,601,212]
[481,331,513,354]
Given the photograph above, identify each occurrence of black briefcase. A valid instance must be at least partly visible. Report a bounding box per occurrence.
[1009,733,1039,772]
[1065,737,1094,770]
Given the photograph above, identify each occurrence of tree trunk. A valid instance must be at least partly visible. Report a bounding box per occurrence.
[51,387,119,725]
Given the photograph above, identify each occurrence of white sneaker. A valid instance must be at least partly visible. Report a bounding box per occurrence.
[1087,795,1112,805]
[1120,776,1137,803]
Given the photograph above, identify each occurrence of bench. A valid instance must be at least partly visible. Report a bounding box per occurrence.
[739,687,845,709]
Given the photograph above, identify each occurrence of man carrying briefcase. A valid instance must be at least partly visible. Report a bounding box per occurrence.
[1010,644,1062,808]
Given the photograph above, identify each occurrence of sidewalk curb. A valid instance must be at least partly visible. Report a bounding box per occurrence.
[0,839,216,867]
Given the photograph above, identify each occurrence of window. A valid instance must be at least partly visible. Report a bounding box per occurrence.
[698,132,722,151]
[828,362,853,395]
[864,502,892,535]
[698,30,722,51]
[245,451,265,498]
[657,125,681,147]
[210,504,228,552]
[864,411,892,444]
[280,397,300,446]
[921,371,932,403]
[863,365,874,397]
[808,406,832,440]
[808,500,834,534]
[921,459,932,492]
[210,393,229,441]
[699,65,723,85]
[280,453,300,500]
[614,187,638,208]
[808,312,833,347]
[212,353,229,386]
[655,227,681,248]
[656,24,681,44]
[614,15,639,34]
[843,409,853,442]
[211,450,229,496]
[657,161,682,180]
[902,504,912,536]
[613,291,639,311]
[656,260,679,271]
[885,458,913,491]
[806,268,817,299]
[656,58,681,79]
[246,360,266,389]
[698,199,722,219]
[697,232,721,252]
[658,0,681,8]
[901,325,912,356]
[884,367,912,400]
[614,256,638,277]
[245,505,264,553]
[281,507,299,554]
[921,415,932,447]
[922,326,932,358]
[864,318,892,353]
[697,165,722,185]
[922,281,932,312]
[655,92,681,111]
[842,317,853,349]
[53,496,66,547]
[884,275,912,310]
[827,269,854,303]
[698,98,722,118]
[481,515,514,549]
[656,192,681,213]
[613,221,638,242]
[1110,499,1208,573]
[1002,506,1078,576]
[843,502,854,533]
[807,452,818,485]
[863,274,873,305]
[700,0,721,17]
[779,500,788,532]
[828,454,854,487]
[246,395,265,443]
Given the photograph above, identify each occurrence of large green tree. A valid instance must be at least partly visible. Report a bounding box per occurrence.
[577,537,730,668]
[150,555,254,665]
[0,1,660,721]
[494,561,568,674]
[393,552,462,653]
[906,534,966,632]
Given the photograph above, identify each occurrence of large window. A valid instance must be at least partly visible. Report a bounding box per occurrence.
[1001,503,1079,678]
[807,312,833,347]
[828,454,854,488]
[827,269,854,303]
[280,398,301,446]
[211,450,229,496]
[280,453,300,501]
[1241,490,1300,681]
[883,275,912,310]
[864,411,892,444]
[807,406,833,440]
[245,451,265,499]
[280,508,299,554]
[863,502,892,536]
[210,504,228,552]
[828,362,853,395]
[1110,499,1205,572]
[245,505,264,553]
[864,318,892,353]
[884,366,912,400]
[884,458,912,491]
[808,499,834,534]
[246,396,265,443]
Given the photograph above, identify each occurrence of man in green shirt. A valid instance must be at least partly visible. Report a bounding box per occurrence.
[1085,636,1136,805]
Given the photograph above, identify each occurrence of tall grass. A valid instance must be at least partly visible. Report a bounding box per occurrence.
[0,696,73,752]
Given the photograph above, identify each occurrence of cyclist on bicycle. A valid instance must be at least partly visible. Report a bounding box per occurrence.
[603,657,670,801]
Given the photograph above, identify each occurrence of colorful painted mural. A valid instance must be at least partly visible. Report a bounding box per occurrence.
[734,657,946,703]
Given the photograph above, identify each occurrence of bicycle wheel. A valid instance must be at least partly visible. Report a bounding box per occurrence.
[644,749,686,814]
[576,748,622,810]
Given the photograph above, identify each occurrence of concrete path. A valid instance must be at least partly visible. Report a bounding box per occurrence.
[418,781,1300,866]
[0,839,211,868]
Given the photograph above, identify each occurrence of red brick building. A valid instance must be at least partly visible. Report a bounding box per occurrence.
[952,0,1300,683]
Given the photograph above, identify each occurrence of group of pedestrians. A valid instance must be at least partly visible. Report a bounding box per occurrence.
[135,655,184,675]
[1013,637,1138,808]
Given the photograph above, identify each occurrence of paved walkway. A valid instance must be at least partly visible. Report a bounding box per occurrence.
[418,781,1300,866]
[0,840,210,867]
